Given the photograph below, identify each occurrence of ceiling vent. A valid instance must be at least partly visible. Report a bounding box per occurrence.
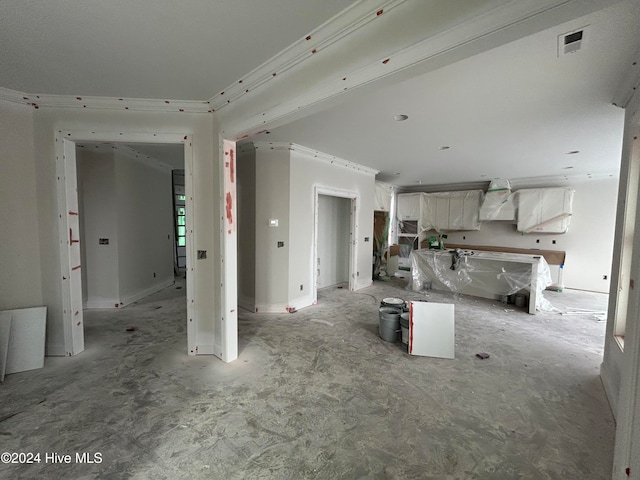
[558,26,589,56]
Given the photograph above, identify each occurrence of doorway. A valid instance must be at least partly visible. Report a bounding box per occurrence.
[55,131,195,356]
[317,194,351,289]
[313,187,357,303]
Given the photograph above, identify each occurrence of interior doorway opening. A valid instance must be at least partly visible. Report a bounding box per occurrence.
[313,187,357,304]
[55,131,194,357]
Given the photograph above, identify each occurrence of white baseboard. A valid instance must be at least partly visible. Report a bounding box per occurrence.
[254,304,289,313]
[85,299,120,309]
[120,278,175,307]
[238,295,255,312]
[354,279,374,290]
[600,360,619,419]
[45,343,66,357]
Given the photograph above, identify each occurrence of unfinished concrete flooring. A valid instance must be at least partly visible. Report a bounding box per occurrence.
[0,278,613,479]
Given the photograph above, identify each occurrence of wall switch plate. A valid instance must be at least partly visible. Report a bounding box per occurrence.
[197,250,207,259]
[364,237,370,242]
[99,238,109,245]
[269,219,278,227]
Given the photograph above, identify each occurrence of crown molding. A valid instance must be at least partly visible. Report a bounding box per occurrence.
[0,87,33,106]
[207,0,407,112]
[0,87,212,113]
[221,0,619,139]
[253,141,379,175]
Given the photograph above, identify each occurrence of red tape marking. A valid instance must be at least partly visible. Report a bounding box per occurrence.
[229,149,235,183]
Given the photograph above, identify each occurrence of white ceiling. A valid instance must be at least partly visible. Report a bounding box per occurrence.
[261,0,640,188]
[0,0,352,100]
[2,0,639,188]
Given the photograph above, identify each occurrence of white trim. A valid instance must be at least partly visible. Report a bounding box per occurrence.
[120,278,175,307]
[208,0,408,110]
[45,343,66,357]
[54,131,196,358]
[223,0,609,139]
[238,295,255,313]
[254,142,379,175]
[10,90,212,113]
[255,304,289,314]
[313,187,359,306]
[219,139,238,362]
[85,300,120,309]
[0,87,33,106]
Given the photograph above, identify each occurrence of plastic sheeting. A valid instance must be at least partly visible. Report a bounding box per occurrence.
[409,248,555,311]
[375,182,394,212]
[517,187,574,233]
[479,179,516,221]
[397,190,483,231]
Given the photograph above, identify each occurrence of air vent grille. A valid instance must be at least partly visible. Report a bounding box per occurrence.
[558,26,589,56]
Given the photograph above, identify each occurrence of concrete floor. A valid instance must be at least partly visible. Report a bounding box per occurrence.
[0,278,614,479]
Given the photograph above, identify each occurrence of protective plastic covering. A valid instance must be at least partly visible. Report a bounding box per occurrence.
[375,182,394,212]
[479,179,517,221]
[397,191,483,231]
[396,193,422,221]
[409,248,556,311]
[422,191,483,232]
[517,187,574,233]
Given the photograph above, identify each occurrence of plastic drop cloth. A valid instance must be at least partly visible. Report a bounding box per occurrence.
[409,248,556,311]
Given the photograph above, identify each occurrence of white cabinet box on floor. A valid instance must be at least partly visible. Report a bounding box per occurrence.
[408,301,455,359]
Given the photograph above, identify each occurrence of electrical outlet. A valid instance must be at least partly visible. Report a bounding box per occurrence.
[364,237,370,242]
[603,275,608,280]
[552,239,557,244]
[197,250,207,259]
[277,241,284,248]
[536,239,540,243]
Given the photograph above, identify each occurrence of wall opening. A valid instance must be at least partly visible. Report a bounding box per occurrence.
[55,132,194,356]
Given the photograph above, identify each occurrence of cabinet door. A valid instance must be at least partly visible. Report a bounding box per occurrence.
[434,197,450,231]
[448,196,465,230]
[397,193,421,220]
[517,188,573,233]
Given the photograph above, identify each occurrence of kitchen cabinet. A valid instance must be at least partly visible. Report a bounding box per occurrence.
[516,187,574,233]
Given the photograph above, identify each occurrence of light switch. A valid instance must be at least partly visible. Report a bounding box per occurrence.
[269,219,278,227]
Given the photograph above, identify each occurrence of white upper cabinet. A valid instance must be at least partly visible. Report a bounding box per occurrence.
[397,190,483,233]
[516,187,574,233]
[396,193,422,220]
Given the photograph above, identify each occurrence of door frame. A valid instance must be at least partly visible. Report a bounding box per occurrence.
[55,130,195,356]
[312,186,358,304]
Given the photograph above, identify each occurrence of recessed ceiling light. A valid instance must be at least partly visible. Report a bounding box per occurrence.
[438,146,450,150]
[566,150,580,155]
[394,114,409,121]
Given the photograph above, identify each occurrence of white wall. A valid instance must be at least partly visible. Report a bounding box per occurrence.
[0,100,43,310]
[114,152,174,305]
[76,151,119,307]
[237,145,256,311]
[317,194,351,288]
[31,107,218,356]
[428,178,618,293]
[254,148,290,311]
[289,149,375,309]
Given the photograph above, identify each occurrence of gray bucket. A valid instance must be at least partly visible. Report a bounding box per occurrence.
[379,306,401,342]
[514,294,527,308]
[400,312,410,345]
